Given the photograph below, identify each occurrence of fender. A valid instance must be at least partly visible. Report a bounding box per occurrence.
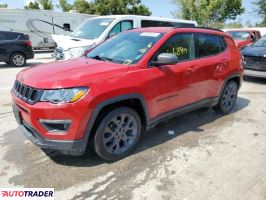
[79,93,150,152]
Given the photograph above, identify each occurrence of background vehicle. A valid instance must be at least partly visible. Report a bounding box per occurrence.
[0,9,94,49]
[226,29,261,49]
[0,31,34,67]
[242,35,266,78]
[12,27,242,161]
[52,15,198,60]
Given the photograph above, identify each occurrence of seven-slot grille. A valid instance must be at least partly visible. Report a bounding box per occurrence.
[13,80,42,104]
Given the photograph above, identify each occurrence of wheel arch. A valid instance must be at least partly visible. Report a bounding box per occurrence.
[9,51,26,61]
[219,73,242,99]
[80,94,150,152]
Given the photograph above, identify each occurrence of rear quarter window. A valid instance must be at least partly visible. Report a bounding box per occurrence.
[195,34,221,58]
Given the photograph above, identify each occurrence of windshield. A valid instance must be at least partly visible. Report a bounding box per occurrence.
[87,32,163,64]
[71,18,115,39]
[253,36,266,47]
[227,31,250,40]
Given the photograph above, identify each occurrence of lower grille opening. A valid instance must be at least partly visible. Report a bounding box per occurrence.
[39,119,71,133]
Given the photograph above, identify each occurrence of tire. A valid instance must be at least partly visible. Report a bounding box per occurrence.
[10,52,26,67]
[214,80,238,114]
[93,107,141,161]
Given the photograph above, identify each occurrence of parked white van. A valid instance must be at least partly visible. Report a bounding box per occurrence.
[52,15,197,60]
[0,9,94,49]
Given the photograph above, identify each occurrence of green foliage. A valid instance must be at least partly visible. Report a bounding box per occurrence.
[38,0,53,10]
[254,0,266,27]
[58,0,151,16]
[59,0,73,12]
[0,3,8,8]
[24,1,40,9]
[172,0,244,26]
[224,21,243,29]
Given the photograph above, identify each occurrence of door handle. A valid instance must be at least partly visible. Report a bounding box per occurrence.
[187,66,197,72]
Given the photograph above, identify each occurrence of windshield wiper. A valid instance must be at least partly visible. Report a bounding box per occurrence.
[89,55,113,62]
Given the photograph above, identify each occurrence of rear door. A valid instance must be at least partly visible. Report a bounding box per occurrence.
[192,33,229,99]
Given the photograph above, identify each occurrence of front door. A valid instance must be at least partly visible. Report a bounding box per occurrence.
[147,33,199,118]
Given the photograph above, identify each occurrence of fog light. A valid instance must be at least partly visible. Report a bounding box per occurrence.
[39,119,71,133]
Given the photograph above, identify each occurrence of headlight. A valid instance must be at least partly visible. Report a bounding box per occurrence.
[65,46,91,59]
[41,87,88,104]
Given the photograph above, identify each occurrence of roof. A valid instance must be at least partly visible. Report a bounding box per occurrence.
[130,27,228,37]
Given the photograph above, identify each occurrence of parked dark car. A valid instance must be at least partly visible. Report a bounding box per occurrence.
[242,36,266,78]
[0,31,34,67]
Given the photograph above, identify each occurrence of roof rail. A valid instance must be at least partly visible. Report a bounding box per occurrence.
[174,26,224,32]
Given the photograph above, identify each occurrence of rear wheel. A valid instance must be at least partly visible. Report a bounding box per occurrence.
[93,107,141,161]
[10,52,26,67]
[214,80,238,114]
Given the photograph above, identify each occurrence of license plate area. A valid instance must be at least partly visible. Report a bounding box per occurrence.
[12,105,22,124]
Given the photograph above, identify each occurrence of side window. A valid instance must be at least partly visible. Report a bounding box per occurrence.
[109,20,133,36]
[121,21,133,31]
[195,34,220,58]
[219,36,228,52]
[109,23,121,35]
[141,20,162,27]
[155,33,194,62]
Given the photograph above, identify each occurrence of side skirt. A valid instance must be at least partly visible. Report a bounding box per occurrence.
[146,97,219,131]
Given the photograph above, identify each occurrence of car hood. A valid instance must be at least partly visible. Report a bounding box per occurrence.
[17,57,128,89]
[51,34,97,51]
[242,46,266,57]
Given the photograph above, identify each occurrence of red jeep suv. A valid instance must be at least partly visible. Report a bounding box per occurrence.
[12,27,243,161]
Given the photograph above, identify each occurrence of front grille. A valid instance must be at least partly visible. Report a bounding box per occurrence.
[13,80,42,104]
[244,56,266,71]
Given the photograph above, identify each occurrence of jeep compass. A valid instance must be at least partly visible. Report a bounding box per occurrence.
[12,27,243,161]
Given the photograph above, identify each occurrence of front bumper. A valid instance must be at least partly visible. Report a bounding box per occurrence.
[244,69,266,78]
[19,120,86,155]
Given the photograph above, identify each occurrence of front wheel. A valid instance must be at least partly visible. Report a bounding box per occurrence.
[93,107,141,161]
[214,80,238,114]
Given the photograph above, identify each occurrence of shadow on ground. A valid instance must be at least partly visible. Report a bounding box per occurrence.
[244,76,266,85]
[49,96,250,167]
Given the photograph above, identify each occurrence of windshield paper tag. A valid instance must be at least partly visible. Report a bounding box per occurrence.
[140,32,160,37]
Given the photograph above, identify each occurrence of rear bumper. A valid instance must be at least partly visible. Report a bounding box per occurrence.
[244,69,266,78]
[25,52,34,60]
[19,120,86,155]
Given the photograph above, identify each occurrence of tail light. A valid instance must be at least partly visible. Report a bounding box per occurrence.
[23,41,32,46]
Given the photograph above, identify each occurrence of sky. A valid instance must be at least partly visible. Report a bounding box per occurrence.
[0,0,262,26]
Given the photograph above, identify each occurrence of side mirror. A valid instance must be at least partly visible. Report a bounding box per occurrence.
[150,53,178,66]
[63,23,71,32]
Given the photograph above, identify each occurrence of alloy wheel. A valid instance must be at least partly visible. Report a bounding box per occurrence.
[103,113,138,155]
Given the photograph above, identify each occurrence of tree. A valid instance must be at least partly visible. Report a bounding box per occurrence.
[59,0,73,12]
[254,0,266,27]
[225,21,243,29]
[93,0,151,16]
[171,0,244,27]
[38,0,53,10]
[58,0,151,16]
[25,1,40,9]
[0,3,8,8]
